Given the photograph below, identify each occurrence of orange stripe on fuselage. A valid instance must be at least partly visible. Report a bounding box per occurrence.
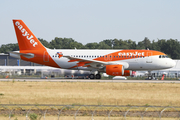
[68,50,165,69]
[94,50,165,62]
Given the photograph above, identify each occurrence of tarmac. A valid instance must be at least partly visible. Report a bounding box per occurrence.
[0,78,180,83]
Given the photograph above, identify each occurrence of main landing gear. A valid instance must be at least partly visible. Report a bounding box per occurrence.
[89,73,101,79]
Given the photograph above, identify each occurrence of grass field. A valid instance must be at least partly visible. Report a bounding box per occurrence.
[0,81,179,106]
[0,116,179,120]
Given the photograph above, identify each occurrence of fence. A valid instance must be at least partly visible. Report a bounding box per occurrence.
[0,104,180,120]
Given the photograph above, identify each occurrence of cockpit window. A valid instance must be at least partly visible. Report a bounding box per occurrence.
[159,55,168,58]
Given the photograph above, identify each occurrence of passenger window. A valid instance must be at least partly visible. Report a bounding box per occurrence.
[53,55,54,57]
[124,56,126,58]
[127,56,128,58]
[159,55,161,58]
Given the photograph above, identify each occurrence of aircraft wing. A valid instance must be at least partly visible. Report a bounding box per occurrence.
[63,55,129,69]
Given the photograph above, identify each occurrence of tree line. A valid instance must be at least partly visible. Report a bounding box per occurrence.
[1,37,180,59]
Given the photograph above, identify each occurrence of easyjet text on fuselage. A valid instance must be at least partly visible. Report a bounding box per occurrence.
[118,52,145,56]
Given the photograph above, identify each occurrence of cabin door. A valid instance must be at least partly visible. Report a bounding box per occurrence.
[43,51,49,62]
[146,52,152,63]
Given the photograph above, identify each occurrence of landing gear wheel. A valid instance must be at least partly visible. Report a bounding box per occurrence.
[89,74,95,79]
[95,74,101,79]
[148,76,152,80]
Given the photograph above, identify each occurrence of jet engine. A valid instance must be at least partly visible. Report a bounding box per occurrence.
[105,64,124,76]
[123,70,132,76]
[105,65,132,76]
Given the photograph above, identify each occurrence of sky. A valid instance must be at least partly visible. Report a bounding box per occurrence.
[0,0,180,45]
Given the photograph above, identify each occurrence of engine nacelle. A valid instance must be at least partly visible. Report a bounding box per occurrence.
[105,64,124,76]
[122,70,132,76]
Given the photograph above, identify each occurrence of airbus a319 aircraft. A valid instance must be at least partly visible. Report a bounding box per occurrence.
[10,20,176,79]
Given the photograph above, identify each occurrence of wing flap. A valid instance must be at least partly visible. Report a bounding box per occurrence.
[63,55,129,69]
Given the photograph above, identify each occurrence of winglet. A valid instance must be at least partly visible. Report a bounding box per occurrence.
[13,20,46,51]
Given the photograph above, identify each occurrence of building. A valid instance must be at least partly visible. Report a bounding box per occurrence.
[0,53,42,66]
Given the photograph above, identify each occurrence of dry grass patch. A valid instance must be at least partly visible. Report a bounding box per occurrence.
[0,116,179,120]
[0,81,179,106]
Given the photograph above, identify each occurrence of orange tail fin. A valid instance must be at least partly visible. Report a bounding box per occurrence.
[13,20,45,51]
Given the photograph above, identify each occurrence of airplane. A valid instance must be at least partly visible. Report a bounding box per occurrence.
[10,20,176,80]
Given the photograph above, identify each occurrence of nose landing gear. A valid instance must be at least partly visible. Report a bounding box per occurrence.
[147,71,156,80]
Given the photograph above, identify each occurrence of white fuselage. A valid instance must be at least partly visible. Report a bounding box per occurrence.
[46,49,175,71]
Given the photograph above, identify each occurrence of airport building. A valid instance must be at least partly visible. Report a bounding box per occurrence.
[0,53,42,66]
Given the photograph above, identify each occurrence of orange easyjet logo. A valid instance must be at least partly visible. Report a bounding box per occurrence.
[118,52,144,56]
[15,21,38,47]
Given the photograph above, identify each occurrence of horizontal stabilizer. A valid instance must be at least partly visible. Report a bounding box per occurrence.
[9,51,34,59]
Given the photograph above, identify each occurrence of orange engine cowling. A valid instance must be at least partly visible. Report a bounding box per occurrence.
[122,70,132,76]
[105,65,124,76]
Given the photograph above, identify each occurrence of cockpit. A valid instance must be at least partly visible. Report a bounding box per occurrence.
[159,55,168,58]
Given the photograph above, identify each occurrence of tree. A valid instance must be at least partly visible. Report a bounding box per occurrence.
[85,43,99,49]
[98,41,111,49]
[38,38,51,48]
[0,43,19,53]
[142,37,151,49]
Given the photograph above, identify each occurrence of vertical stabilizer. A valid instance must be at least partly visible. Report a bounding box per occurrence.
[13,20,45,51]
